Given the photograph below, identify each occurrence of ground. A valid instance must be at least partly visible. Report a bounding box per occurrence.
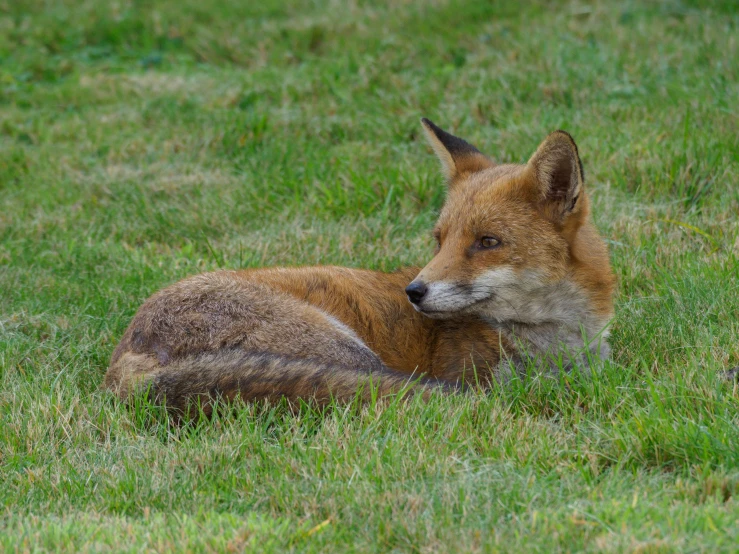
[1,0,738,551]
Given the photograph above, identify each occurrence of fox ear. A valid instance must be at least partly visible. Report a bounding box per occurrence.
[421,118,493,181]
[526,130,584,220]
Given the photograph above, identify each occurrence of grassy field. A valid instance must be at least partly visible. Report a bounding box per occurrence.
[1,0,738,551]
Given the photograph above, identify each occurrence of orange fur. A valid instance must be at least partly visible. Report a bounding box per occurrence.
[104,120,615,414]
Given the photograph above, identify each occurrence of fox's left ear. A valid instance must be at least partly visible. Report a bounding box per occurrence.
[526,130,584,220]
[421,118,494,182]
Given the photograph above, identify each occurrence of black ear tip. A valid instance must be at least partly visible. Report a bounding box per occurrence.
[420,118,448,140]
[552,129,578,148]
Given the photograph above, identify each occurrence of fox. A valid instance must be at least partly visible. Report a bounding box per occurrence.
[104,118,615,414]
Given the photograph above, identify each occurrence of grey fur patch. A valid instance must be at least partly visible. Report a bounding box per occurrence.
[471,269,611,377]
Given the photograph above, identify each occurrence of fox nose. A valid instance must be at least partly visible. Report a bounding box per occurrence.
[405,281,428,305]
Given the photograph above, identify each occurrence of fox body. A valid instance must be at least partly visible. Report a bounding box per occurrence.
[104,120,615,413]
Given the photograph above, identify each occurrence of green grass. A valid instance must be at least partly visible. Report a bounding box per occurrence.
[1,0,739,551]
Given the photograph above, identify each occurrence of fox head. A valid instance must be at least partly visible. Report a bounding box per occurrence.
[406,119,614,332]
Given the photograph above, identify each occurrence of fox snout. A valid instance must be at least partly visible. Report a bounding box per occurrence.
[405,281,427,305]
[405,266,522,318]
[405,277,478,317]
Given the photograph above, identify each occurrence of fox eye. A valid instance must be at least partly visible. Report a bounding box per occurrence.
[479,236,501,249]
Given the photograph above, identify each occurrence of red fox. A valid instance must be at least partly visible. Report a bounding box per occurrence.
[104,119,615,413]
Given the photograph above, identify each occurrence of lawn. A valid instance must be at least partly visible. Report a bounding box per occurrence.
[1,0,738,551]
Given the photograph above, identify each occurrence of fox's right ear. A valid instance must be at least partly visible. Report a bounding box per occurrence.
[526,130,585,222]
[421,118,494,182]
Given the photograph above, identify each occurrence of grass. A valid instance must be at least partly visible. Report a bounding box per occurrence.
[1,0,738,551]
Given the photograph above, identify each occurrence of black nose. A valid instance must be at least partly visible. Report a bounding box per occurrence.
[405,281,428,304]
